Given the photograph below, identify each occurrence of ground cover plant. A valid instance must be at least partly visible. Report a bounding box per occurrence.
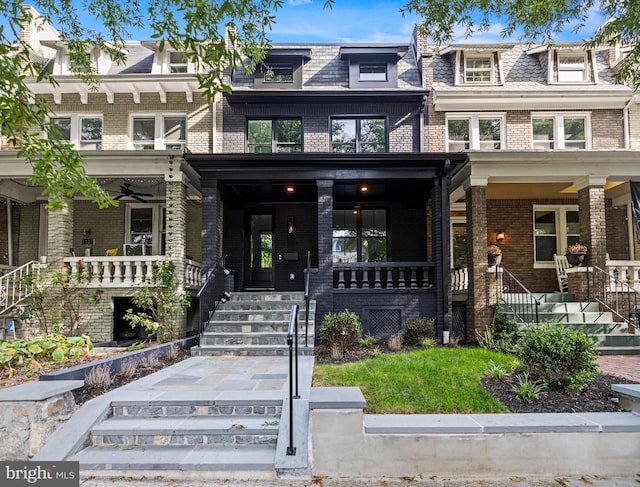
[313,347,516,414]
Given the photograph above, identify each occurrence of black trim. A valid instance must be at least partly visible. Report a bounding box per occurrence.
[224,90,427,105]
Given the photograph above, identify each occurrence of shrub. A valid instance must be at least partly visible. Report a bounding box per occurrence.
[421,338,437,350]
[360,335,377,347]
[485,360,509,381]
[515,322,598,390]
[512,372,546,403]
[387,333,403,351]
[402,317,435,346]
[477,307,520,354]
[320,310,362,353]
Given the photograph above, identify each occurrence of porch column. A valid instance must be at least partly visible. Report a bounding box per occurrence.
[316,180,334,327]
[201,179,221,272]
[432,169,453,341]
[46,201,73,264]
[465,177,491,340]
[576,176,607,270]
[165,172,188,337]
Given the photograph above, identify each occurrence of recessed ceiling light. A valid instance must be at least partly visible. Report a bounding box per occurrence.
[360,185,368,193]
[286,186,295,193]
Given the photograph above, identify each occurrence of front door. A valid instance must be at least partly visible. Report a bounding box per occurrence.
[246,213,274,289]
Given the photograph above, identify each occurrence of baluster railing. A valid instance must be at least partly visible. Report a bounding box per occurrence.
[588,265,639,331]
[498,266,540,325]
[333,262,434,289]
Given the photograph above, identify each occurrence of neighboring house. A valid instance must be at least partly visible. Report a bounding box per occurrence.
[1,9,639,344]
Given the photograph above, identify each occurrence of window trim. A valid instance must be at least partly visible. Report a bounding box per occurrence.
[445,113,505,151]
[330,116,388,153]
[531,112,591,150]
[463,53,495,83]
[533,204,580,268]
[47,114,103,150]
[246,118,303,153]
[129,113,187,150]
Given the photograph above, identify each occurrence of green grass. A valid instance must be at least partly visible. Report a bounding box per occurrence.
[313,347,517,414]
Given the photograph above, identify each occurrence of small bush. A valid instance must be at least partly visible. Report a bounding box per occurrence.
[320,310,362,354]
[512,372,546,403]
[421,338,437,350]
[85,363,112,390]
[120,357,139,378]
[516,322,598,390]
[387,333,403,351]
[485,360,509,380]
[402,317,435,346]
[477,307,520,353]
[360,335,376,347]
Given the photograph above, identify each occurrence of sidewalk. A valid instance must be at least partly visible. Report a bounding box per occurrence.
[597,355,640,382]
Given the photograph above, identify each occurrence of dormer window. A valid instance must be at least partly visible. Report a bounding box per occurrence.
[464,55,493,83]
[359,64,387,82]
[557,52,588,82]
[169,52,188,73]
[264,64,294,83]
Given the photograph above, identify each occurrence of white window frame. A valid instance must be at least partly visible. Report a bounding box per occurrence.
[464,53,494,83]
[445,113,505,151]
[531,113,591,150]
[125,203,166,255]
[556,51,588,83]
[168,51,188,73]
[533,204,580,268]
[129,113,187,150]
[47,114,103,150]
[154,50,194,74]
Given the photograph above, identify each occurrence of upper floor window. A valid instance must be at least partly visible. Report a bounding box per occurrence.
[247,119,302,153]
[49,115,102,150]
[534,205,580,265]
[331,118,387,153]
[556,52,589,83]
[532,113,590,150]
[464,54,493,83]
[446,114,504,151]
[359,64,387,82]
[131,114,186,150]
[264,64,294,83]
[169,52,188,73]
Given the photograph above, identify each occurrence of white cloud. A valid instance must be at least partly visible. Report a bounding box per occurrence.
[288,0,313,6]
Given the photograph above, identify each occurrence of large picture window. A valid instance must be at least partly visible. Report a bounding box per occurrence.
[247,119,302,153]
[534,205,580,264]
[532,113,589,150]
[333,209,387,263]
[446,114,504,151]
[131,114,186,150]
[331,117,387,153]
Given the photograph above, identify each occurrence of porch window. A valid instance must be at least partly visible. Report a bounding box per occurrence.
[534,206,580,264]
[126,204,165,255]
[333,209,387,263]
[247,119,302,153]
[331,118,387,153]
[532,113,590,150]
[446,114,503,151]
[49,115,103,150]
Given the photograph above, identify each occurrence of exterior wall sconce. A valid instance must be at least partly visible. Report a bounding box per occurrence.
[287,216,295,235]
[496,231,505,242]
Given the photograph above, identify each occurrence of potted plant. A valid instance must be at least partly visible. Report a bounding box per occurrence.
[565,243,588,266]
[487,244,502,267]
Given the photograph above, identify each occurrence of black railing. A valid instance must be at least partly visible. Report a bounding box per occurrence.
[196,254,229,342]
[498,266,540,324]
[588,265,640,331]
[304,250,311,347]
[286,303,300,456]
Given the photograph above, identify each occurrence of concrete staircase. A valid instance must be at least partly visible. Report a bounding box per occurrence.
[192,292,315,357]
[71,393,287,476]
[502,293,640,355]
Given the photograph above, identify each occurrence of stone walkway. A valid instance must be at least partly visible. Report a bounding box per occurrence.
[597,355,640,382]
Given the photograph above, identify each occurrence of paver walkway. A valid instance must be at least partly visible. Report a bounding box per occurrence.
[597,355,640,382]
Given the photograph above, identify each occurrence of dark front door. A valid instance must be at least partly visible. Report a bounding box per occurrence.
[246,213,274,289]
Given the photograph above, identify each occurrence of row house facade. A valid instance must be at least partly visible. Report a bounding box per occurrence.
[1,8,639,343]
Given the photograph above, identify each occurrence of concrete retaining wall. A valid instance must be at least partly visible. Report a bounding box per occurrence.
[309,387,640,479]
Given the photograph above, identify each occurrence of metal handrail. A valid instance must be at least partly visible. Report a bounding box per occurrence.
[286,303,300,456]
[196,254,228,342]
[304,250,311,347]
[498,266,541,324]
[588,265,640,331]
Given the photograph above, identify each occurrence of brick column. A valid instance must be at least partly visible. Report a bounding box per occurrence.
[165,174,188,337]
[316,180,334,329]
[201,180,221,272]
[576,177,607,270]
[46,202,74,264]
[465,178,491,341]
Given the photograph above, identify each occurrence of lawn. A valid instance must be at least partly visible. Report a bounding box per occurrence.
[313,347,517,414]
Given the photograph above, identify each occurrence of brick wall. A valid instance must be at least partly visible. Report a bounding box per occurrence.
[222,99,420,153]
[630,104,640,150]
[17,204,40,264]
[72,201,125,256]
[606,200,629,259]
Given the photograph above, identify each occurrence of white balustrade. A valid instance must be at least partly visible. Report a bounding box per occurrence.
[606,260,640,291]
[184,259,203,289]
[63,256,162,288]
[451,267,469,291]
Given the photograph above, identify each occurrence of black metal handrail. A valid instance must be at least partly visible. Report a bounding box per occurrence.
[304,250,311,347]
[286,303,300,456]
[196,254,228,342]
[588,265,640,331]
[498,266,541,324]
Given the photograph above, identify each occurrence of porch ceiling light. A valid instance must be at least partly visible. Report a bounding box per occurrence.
[286,185,295,193]
[360,185,369,193]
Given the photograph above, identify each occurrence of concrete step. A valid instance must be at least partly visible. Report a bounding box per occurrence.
[200,332,315,347]
[220,301,315,311]
[192,344,315,357]
[212,309,311,322]
[598,346,640,355]
[90,415,280,447]
[72,444,277,472]
[562,323,632,334]
[205,321,314,334]
[590,333,640,348]
[111,399,283,418]
[229,292,306,302]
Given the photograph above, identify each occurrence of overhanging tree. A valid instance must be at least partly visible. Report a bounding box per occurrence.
[0,0,282,210]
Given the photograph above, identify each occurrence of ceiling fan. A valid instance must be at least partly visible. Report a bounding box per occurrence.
[113,183,154,203]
